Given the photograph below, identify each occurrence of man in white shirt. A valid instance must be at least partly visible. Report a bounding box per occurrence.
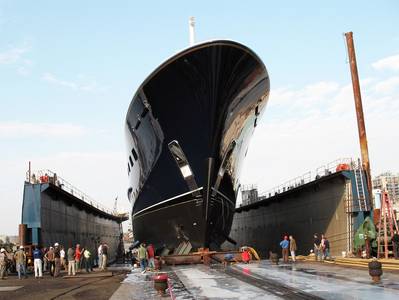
[97,244,102,268]
[60,247,66,270]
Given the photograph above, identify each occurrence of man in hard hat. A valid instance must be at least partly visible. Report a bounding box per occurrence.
[44,247,55,276]
[0,248,8,279]
[54,243,61,277]
[14,246,27,279]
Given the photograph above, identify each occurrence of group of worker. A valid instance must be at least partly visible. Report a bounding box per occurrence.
[279,233,331,263]
[131,243,155,274]
[313,233,330,261]
[279,235,298,263]
[0,242,109,280]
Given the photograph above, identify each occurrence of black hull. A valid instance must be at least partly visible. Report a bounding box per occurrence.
[125,40,270,251]
[133,188,235,250]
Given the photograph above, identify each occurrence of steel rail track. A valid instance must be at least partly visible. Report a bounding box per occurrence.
[221,265,324,300]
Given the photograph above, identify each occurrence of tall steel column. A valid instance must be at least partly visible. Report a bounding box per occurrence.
[345,31,372,201]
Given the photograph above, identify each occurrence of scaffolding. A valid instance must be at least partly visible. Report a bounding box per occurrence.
[377,191,399,258]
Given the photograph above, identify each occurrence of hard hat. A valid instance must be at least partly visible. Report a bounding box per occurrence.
[54,242,59,247]
[0,248,5,252]
[19,245,24,249]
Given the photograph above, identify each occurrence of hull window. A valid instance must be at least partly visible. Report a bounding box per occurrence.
[168,140,198,191]
[132,148,138,161]
[134,120,141,130]
[140,107,149,118]
[129,156,134,167]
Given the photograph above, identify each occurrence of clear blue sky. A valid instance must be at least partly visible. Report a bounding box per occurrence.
[1,1,398,235]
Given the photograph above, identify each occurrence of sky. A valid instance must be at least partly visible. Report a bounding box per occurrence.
[1,1,398,235]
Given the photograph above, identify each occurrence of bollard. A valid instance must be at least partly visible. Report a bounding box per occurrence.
[153,273,168,295]
[368,258,383,283]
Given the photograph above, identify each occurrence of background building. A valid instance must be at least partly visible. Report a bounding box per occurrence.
[373,172,399,210]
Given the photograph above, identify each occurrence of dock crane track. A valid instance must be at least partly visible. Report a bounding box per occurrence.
[222,266,324,300]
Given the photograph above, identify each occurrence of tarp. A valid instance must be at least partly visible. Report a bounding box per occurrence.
[354,216,377,250]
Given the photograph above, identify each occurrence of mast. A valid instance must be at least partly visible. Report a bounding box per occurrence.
[189,17,195,46]
[344,31,372,203]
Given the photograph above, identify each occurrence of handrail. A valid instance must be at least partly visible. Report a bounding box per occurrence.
[241,157,358,205]
[26,169,117,216]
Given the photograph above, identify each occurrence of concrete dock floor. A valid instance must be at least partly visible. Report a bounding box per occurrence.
[0,269,127,300]
[2,261,399,299]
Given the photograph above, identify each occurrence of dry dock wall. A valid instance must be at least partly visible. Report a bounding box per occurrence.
[22,182,124,262]
[225,172,366,258]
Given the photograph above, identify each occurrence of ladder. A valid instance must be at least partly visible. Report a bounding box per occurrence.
[377,191,399,258]
[354,167,368,211]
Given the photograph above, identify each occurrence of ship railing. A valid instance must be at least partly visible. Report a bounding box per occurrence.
[257,172,312,199]
[251,157,357,202]
[26,169,114,216]
[315,158,355,177]
[241,184,258,191]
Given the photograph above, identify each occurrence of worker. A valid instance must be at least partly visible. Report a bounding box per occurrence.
[75,244,82,272]
[97,243,103,268]
[138,243,148,273]
[289,235,297,262]
[322,234,330,260]
[83,247,92,273]
[241,248,251,263]
[33,246,43,278]
[313,234,322,261]
[101,243,108,271]
[223,253,236,267]
[60,246,66,270]
[15,246,27,279]
[42,247,48,272]
[67,246,76,276]
[45,246,55,276]
[54,243,61,277]
[147,244,155,270]
[280,236,289,263]
[0,248,8,279]
[131,247,139,267]
[392,230,399,259]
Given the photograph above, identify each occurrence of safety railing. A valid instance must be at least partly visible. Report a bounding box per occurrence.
[257,172,312,199]
[315,158,355,178]
[249,158,357,202]
[26,169,115,216]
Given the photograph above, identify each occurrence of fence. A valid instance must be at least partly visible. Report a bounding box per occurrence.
[26,169,114,215]
[253,158,357,201]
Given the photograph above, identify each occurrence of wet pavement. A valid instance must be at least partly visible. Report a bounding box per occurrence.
[173,264,279,299]
[110,260,399,299]
[231,261,399,299]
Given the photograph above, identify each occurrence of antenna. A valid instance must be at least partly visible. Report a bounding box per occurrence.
[189,16,195,46]
[113,196,118,213]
